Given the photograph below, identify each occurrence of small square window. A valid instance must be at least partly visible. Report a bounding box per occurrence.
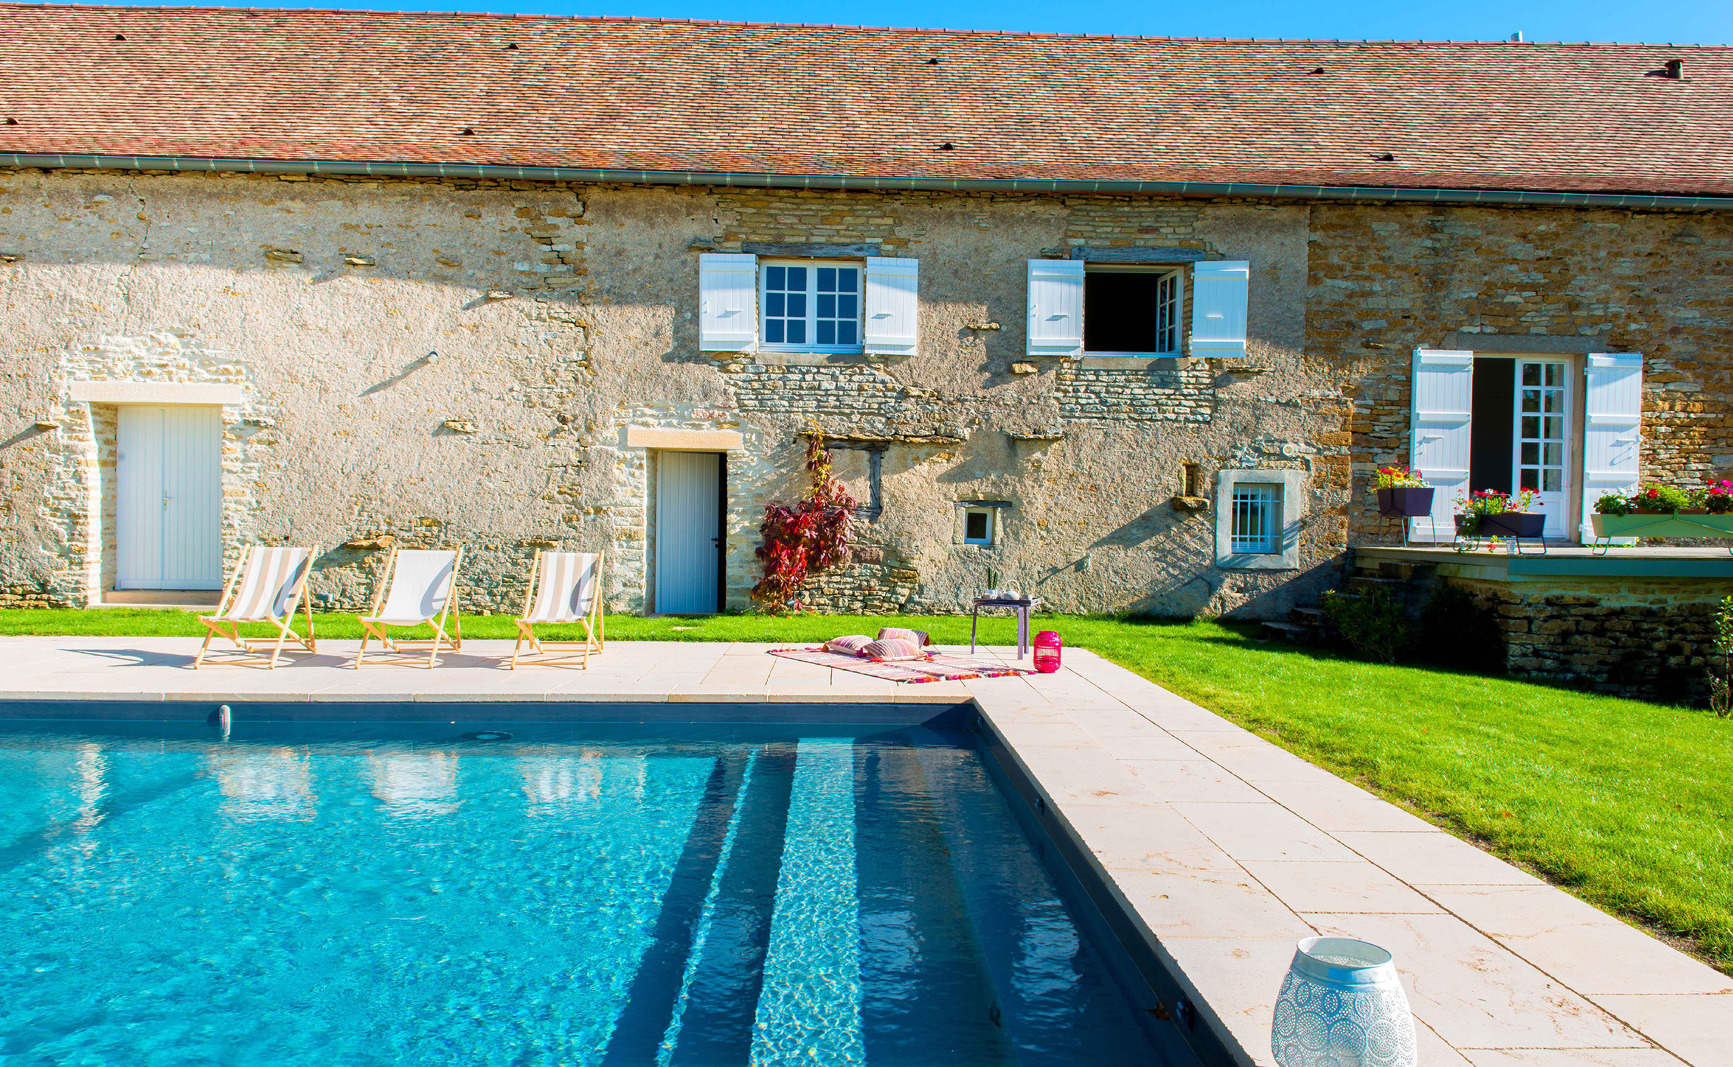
[963,507,993,545]
[1084,265,1183,355]
[761,259,862,353]
[1230,484,1280,554]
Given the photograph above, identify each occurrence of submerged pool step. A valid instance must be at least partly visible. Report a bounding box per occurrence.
[747,739,868,1066]
[661,744,798,1066]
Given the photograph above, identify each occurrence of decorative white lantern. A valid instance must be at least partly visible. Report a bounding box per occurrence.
[1272,936,1417,1067]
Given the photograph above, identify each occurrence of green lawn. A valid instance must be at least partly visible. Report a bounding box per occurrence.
[4,608,1730,973]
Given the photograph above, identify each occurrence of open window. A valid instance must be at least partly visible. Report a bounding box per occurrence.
[1026,258,1247,359]
[1083,265,1183,355]
[962,507,994,545]
[954,501,1010,547]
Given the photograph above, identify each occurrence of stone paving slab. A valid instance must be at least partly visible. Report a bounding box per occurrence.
[0,637,1727,1065]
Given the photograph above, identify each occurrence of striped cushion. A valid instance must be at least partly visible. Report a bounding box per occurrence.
[824,635,873,656]
[862,637,928,662]
[876,627,932,647]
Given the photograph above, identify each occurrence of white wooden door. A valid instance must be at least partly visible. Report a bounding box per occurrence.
[1408,350,1474,542]
[1513,359,1572,538]
[1580,353,1644,543]
[655,451,722,614]
[116,406,223,590]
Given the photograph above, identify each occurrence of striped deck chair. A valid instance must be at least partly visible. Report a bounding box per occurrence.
[194,546,317,669]
[353,547,464,669]
[510,550,605,669]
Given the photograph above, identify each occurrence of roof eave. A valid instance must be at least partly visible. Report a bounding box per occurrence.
[4,153,1732,212]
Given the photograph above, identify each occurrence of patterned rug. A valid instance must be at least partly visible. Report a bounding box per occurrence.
[768,647,1037,683]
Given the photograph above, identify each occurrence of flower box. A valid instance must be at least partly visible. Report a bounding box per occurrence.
[1376,487,1435,518]
[1592,513,1733,539]
[1477,512,1545,538]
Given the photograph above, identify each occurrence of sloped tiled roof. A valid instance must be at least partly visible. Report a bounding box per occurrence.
[0,4,1730,197]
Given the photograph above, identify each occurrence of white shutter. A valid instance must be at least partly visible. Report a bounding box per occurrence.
[1026,259,1083,358]
[863,256,919,356]
[1189,260,1250,358]
[1409,350,1474,543]
[1580,352,1644,543]
[698,253,758,352]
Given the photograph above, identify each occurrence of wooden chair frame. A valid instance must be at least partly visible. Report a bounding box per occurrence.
[194,545,318,670]
[510,549,606,670]
[353,546,465,669]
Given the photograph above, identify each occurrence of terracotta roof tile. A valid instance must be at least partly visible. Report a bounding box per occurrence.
[0,4,1729,196]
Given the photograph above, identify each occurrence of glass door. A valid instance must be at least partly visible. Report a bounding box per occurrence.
[1513,360,1571,538]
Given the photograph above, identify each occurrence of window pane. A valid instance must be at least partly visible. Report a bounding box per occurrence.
[787,320,805,344]
[766,266,785,289]
[817,294,836,318]
[817,320,836,345]
[1544,416,1563,440]
[838,294,857,318]
[1521,389,1540,413]
[767,292,785,317]
[1520,469,1539,491]
[765,320,784,343]
[1543,443,1563,466]
[1545,364,1562,386]
[965,511,989,541]
[1522,363,1540,385]
[817,267,837,292]
[1543,469,1561,492]
[786,267,806,289]
[836,321,856,345]
[1522,416,1539,438]
[1544,391,1562,413]
[1521,443,1538,465]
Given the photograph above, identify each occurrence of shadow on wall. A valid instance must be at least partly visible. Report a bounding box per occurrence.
[1223,558,1343,621]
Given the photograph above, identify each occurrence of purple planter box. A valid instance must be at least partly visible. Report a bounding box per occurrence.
[1477,511,1545,538]
[1376,487,1435,519]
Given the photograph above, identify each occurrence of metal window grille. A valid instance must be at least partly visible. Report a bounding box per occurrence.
[1230,484,1280,554]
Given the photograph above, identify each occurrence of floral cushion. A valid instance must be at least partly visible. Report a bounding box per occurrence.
[824,635,874,656]
[875,627,932,647]
[862,637,929,662]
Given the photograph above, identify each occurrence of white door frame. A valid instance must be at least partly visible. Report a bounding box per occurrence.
[116,405,224,590]
[653,451,725,614]
[1510,357,1574,539]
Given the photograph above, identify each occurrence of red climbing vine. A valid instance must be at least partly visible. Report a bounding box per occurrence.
[751,430,856,613]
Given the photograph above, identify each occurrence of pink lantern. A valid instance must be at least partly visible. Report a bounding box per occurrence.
[1033,631,1062,673]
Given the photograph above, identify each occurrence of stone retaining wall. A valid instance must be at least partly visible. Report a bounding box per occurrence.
[1447,576,1724,704]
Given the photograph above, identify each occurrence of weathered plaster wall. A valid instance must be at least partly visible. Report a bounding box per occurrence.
[4,170,1723,619]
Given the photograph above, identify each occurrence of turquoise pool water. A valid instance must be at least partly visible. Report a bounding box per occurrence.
[0,720,1185,1066]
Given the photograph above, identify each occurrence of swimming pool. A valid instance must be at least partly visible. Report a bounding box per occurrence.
[0,714,1198,1066]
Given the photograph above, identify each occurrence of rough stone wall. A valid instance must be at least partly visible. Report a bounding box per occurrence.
[1446,576,1724,705]
[4,168,1722,622]
[1309,203,1733,538]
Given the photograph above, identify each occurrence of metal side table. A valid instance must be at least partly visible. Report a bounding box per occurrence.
[970,595,1042,659]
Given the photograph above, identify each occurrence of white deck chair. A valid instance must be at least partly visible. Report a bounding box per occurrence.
[194,546,317,669]
[510,550,605,669]
[354,547,464,669]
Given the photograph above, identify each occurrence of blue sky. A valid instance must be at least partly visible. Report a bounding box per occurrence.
[108,0,1733,45]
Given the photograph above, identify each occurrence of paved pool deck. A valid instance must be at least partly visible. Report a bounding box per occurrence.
[2,636,1728,1067]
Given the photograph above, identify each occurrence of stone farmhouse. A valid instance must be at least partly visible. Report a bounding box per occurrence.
[1,7,1730,671]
